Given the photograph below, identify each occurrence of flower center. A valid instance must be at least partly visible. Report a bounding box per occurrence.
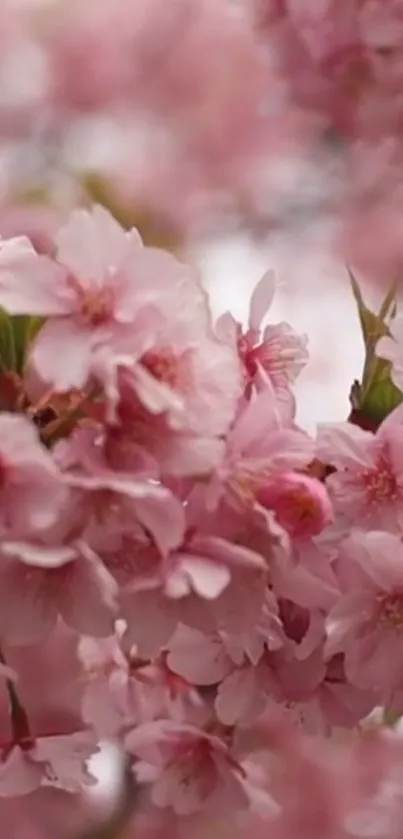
[378,592,403,631]
[141,349,181,388]
[361,463,399,504]
[237,333,258,378]
[288,487,318,521]
[69,276,113,326]
[233,472,260,503]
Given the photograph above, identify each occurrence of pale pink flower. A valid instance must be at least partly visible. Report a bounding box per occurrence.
[200,389,314,513]
[0,732,96,798]
[126,720,253,816]
[215,644,325,729]
[0,539,118,644]
[316,654,377,732]
[326,530,403,697]
[0,206,215,395]
[118,514,270,655]
[28,731,97,794]
[0,207,136,389]
[163,531,266,602]
[94,301,241,439]
[0,413,67,539]
[80,634,205,737]
[317,410,403,531]
[168,590,286,685]
[166,605,285,693]
[116,529,266,656]
[79,635,138,737]
[217,271,308,401]
[55,425,185,557]
[103,376,225,478]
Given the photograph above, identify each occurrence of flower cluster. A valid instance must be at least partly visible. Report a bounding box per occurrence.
[0,205,402,837]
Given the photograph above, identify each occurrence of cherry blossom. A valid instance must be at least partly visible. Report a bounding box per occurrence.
[317,409,403,532]
[326,530,403,700]
[198,389,314,513]
[125,719,262,816]
[0,539,118,644]
[0,413,68,539]
[217,272,308,403]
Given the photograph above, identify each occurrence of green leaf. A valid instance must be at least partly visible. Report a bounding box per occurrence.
[379,278,398,322]
[359,374,403,425]
[10,315,44,374]
[348,269,397,349]
[348,268,389,349]
[349,269,399,402]
[0,308,16,371]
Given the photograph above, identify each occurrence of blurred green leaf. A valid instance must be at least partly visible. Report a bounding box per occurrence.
[11,315,43,374]
[0,311,44,376]
[0,308,16,372]
[81,171,180,250]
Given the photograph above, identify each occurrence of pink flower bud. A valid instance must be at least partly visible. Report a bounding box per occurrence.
[258,471,333,538]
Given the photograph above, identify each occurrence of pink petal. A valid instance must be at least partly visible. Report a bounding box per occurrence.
[347,531,403,591]
[121,589,177,658]
[191,536,265,571]
[248,270,276,332]
[168,555,230,600]
[132,363,185,417]
[0,238,71,316]
[381,423,403,476]
[316,423,374,469]
[230,390,284,453]
[67,473,185,555]
[33,732,97,792]
[216,669,264,726]
[128,490,185,556]
[55,205,142,284]
[0,662,17,681]
[31,319,97,391]
[0,747,42,796]
[215,312,238,344]
[1,541,78,568]
[256,428,314,469]
[153,761,212,814]
[0,560,57,644]
[57,545,118,637]
[160,435,224,477]
[168,627,232,685]
[325,591,374,659]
